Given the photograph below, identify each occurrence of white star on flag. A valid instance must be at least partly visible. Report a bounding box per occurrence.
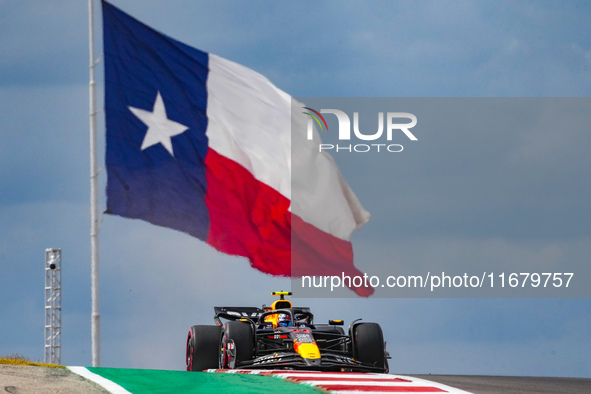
[128,91,189,156]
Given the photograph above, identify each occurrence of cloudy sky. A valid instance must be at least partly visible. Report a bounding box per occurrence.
[1,0,590,378]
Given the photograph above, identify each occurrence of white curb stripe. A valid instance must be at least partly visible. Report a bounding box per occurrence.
[392,375,473,394]
[67,366,132,394]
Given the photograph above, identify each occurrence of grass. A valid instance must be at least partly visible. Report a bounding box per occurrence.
[0,353,65,368]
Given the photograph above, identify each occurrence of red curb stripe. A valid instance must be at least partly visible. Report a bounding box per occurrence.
[314,385,446,392]
[286,377,411,383]
[262,370,386,375]
[212,369,254,374]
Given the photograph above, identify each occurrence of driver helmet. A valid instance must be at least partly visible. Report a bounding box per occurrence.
[277,313,292,327]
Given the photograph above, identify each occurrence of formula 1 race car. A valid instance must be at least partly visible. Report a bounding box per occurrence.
[186,291,389,373]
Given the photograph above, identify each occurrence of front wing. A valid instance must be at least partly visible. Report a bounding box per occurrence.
[236,351,386,372]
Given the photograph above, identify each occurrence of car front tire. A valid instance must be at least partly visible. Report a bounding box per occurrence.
[353,322,386,372]
[219,321,254,368]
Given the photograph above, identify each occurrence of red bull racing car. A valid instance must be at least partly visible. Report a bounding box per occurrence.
[186,291,389,372]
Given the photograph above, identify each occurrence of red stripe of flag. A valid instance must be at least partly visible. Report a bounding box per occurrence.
[205,148,374,296]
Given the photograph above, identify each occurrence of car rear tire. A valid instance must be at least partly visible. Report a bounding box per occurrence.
[186,325,222,371]
[353,322,386,371]
[219,321,254,368]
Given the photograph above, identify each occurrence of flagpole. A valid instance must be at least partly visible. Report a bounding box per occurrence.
[88,0,100,367]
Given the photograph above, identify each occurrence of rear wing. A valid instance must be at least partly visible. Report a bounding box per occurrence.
[213,306,311,326]
[214,306,264,320]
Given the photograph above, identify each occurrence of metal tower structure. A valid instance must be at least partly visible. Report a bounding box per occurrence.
[44,248,61,365]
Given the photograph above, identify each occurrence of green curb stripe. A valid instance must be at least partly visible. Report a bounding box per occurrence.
[86,368,320,394]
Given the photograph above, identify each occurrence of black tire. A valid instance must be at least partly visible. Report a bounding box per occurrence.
[353,322,386,371]
[186,325,222,371]
[220,321,254,368]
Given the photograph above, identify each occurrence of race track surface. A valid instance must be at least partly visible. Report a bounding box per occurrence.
[3,365,591,393]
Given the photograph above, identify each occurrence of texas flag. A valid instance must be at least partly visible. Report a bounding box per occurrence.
[102,1,372,295]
